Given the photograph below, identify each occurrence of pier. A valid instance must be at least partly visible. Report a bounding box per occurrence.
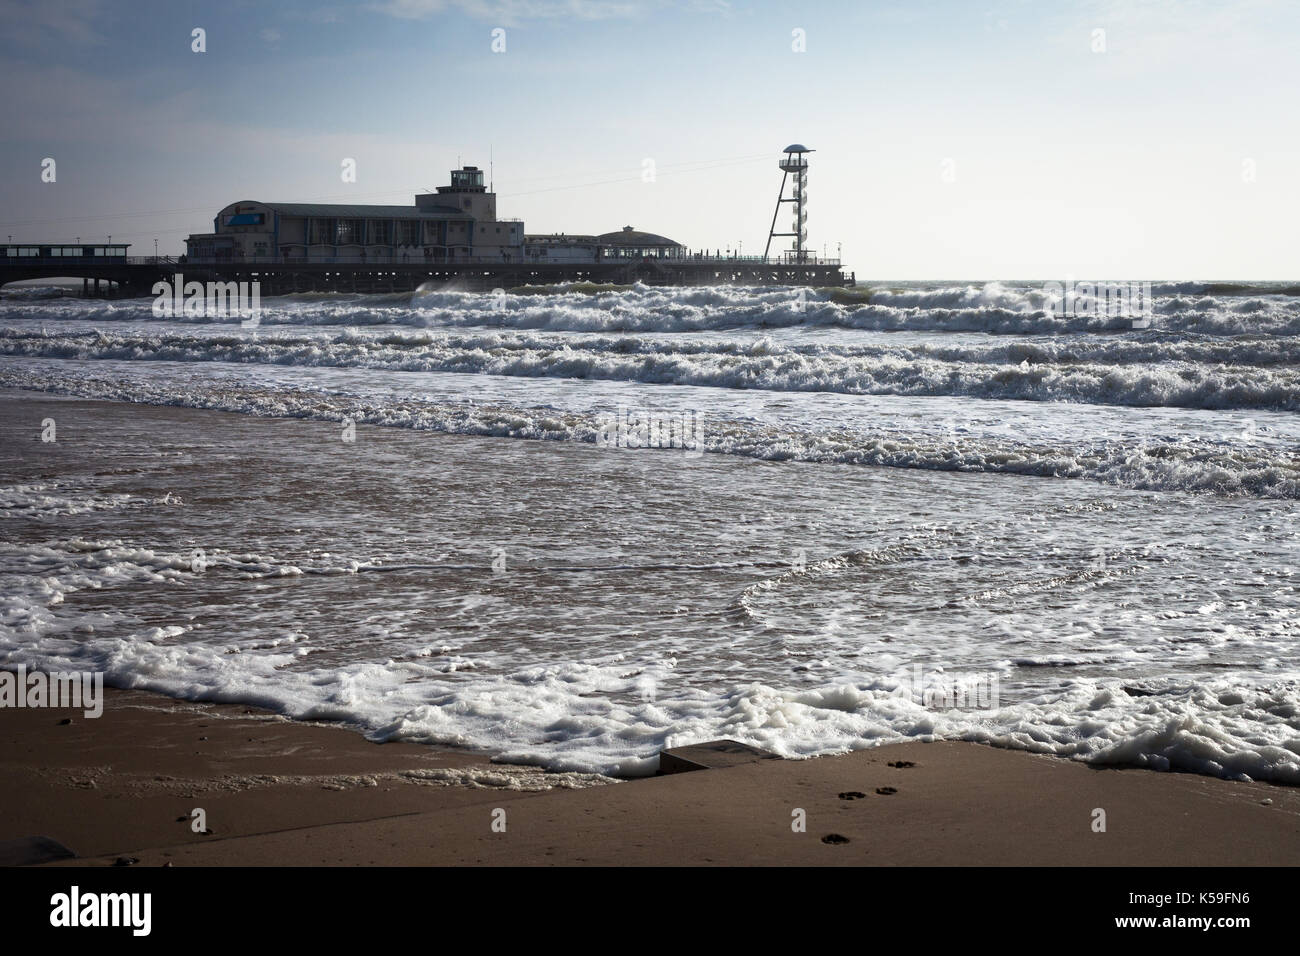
[0,250,852,297]
[2,147,857,296]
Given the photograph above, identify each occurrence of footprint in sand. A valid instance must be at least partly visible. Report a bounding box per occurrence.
[822,833,850,845]
[838,791,867,800]
[876,786,898,795]
[887,761,915,768]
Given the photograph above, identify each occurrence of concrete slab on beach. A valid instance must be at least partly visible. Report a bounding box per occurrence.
[659,739,781,774]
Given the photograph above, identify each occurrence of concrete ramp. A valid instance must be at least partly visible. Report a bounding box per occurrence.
[659,739,779,775]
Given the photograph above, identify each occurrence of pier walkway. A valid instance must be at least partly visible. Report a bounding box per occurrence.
[0,251,853,296]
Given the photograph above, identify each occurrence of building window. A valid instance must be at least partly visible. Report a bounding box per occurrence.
[451,168,484,189]
[309,219,335,245]
[335,219,363,244]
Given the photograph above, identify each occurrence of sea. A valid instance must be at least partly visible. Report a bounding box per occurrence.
[1,279,1297,780]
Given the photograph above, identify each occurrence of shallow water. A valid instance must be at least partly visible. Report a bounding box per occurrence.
[1,280,1297,780]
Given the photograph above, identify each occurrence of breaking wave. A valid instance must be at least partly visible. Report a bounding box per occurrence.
[2,328,1297,411]
[5,280,1300,336]
[2,366,1295,498]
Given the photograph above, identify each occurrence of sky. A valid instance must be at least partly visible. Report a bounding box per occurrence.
[1,0,1297,278]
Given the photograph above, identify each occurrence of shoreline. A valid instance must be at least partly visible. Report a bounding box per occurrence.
[4,685,1299,866]
[4,391,1300,864]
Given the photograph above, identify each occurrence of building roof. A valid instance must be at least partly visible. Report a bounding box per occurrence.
[783,144,812,153]
[594,226,682,247]
[524,234,598,243]
[259,202,470,219]
[1,242,130,248]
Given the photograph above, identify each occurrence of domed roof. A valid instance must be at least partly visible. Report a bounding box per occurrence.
[783,144,813,153]
[595,225,682,247]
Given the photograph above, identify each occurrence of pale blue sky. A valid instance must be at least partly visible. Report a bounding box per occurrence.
[2,0,1297,277]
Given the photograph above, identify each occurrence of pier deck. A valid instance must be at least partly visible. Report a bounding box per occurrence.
[0,255,853,296]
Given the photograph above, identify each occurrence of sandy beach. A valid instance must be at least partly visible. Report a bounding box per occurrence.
[1,687,1296,866]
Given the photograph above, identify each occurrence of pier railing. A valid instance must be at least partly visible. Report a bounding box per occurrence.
[2,252,841,269]
[149,253,842,267]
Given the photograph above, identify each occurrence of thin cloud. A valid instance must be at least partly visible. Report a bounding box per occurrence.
[370,0,646,25]
[0,0,104,49]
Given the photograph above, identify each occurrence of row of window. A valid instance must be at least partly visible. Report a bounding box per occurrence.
[602,248,681,258]
[300,220,519,246]
[5,247,123,257]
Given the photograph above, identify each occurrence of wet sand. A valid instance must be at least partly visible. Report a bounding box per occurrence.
[3,687,1298,866]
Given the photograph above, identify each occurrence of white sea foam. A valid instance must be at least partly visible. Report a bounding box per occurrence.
[2,365,1295,498]
[5,537,1300,782]
[2,327,1298,412]
[0,483,138,518]
[5,280,1300,336]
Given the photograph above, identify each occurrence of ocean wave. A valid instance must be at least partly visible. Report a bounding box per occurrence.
[3,368,1295,498]
[9,324,1300,366]
[5,281,1300,336]
[3,328,1296,410]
